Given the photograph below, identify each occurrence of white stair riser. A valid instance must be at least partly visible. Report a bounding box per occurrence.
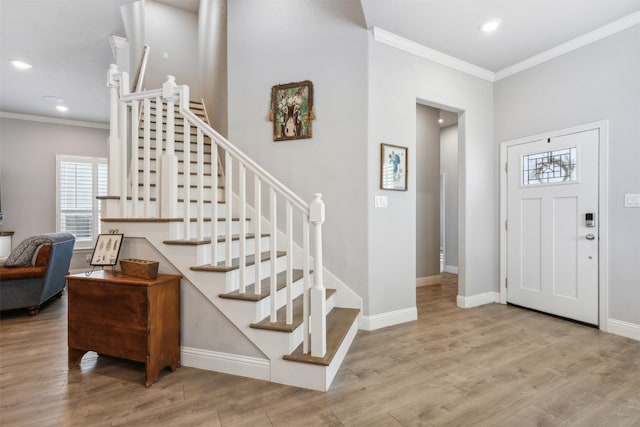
[169,218,251,239]
[168,235,271,265]
[135,158,213,175]
[223,255,287,292]
[137,148,213,163]
[134,185,224,203]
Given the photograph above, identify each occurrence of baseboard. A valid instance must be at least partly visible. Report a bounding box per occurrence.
[444,265,458,274]
[416,275,441,287]
[360,307,417,331]
[456,292,499,308]
[607,318,640,342]
[181,347,270,381]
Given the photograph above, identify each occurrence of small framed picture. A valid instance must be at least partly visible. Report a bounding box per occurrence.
[90,234,124,266]
[380,143,408,191]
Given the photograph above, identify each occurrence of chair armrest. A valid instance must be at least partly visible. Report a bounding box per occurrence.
[0,265,47,281]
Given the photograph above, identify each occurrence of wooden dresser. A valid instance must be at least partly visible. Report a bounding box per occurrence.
[66,271,181,387]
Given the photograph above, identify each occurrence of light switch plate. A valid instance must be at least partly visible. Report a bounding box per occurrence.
[624,193,640,207]
[375,195,388,208]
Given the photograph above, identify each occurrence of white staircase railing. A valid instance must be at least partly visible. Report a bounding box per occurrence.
[106,66,327,357]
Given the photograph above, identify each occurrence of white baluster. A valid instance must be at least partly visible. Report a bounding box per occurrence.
[224,151,233,267]
[143,98,151,216]
[154,96,163,217]
[130,100,139,216]
[210,141,219,266]
[286,202,293,325]
[303,216,310,353]
[239,164,246,293]
[310,193,326,357]
[196,128,204,241]
[270,188,277,322]
[183,120,191,240]
[254,177,262,295]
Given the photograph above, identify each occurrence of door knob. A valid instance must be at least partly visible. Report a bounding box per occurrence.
[585,234,595,240]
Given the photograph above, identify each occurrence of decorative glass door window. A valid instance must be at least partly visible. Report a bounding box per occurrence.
[522,147,576,186]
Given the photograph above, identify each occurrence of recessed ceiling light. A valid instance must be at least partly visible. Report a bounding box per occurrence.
[481,18,502,33]
[438,118,444,124]
[11,60,32,70]
[56,105,69,113]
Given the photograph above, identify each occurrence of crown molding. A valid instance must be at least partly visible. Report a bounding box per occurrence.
[0,111,109,129]
[495,10,640,80]
[372,10,640,83]
[372,27,496,82]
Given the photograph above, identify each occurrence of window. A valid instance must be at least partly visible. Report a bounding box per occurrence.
[522,147,576,186]
[56,155,107,249]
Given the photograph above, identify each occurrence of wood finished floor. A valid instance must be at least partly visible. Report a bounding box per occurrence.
[1,273,639,426]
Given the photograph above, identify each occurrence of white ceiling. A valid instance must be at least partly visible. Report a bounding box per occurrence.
[1,1,640,124]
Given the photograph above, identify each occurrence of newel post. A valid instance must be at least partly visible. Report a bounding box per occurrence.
[309,193,327,357]
[107,65,121,198]
[160,75,179,217]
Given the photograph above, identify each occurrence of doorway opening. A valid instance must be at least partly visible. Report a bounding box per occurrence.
[415,104,459,290]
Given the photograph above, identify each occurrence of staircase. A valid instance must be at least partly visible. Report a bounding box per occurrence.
[100,67,361,391]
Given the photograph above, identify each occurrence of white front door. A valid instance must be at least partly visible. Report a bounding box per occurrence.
[506,129,599,325]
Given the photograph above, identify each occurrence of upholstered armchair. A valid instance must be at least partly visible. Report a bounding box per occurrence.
[0,233,75,315]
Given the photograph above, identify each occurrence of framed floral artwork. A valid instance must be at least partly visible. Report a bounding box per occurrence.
[271,80,313,141]
[380,143,408,191]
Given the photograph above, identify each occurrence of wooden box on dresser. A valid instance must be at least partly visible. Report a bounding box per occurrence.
[66,270,181,387]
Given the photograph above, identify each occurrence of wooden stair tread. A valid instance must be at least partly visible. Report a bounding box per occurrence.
[164,233,269,246]
[190,251,286,273]
[250,288,336,332]
[220,269,306,302]
[283,307,359,366]
[125,196,223,203]
[137,169,216,176]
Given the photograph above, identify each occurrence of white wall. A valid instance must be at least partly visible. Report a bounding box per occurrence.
[440,124,459,269]
[0,118,108,270]
[227,0,370,303]
[368,36,495,316]
[494,25,640,325]
[415,104,440,278]
[144,1,201,98]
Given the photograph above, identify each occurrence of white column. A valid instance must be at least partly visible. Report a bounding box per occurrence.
[160,75,178,218]
[309,193,326,357]
[107,64,121,199]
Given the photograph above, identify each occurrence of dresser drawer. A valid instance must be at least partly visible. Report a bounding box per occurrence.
[68,280,148,327]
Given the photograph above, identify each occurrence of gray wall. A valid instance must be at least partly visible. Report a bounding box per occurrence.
[0,118,108,270]
[494,24,640,325]
[227,0,369,305]
[415,104,441,278]
[368,37,495,315]
[120,237,265,357]
[199,0,228,137]
[440,124,459,269]
[144,1,201,98]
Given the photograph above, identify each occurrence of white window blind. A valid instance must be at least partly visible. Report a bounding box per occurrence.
[56,155,107,249]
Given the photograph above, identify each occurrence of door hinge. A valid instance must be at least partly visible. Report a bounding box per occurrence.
[505,220,508,231]
[505,162,508,173]
[505,278,508,288]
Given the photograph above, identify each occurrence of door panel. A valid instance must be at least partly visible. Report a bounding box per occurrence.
[507,129,599,325]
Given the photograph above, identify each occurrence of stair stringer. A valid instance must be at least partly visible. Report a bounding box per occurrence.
[106,219,356,391]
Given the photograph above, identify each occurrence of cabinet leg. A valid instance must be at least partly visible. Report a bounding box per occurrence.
[68,348,88,368]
